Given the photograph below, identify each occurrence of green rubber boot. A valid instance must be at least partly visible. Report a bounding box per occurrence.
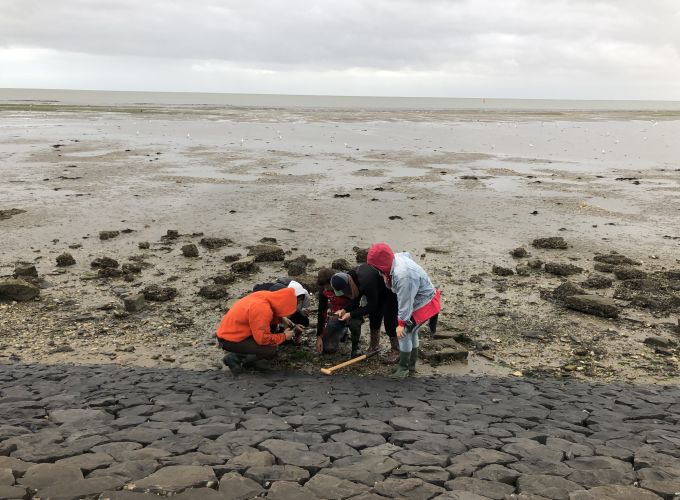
[390,351,411,379]
[408,348,419,376]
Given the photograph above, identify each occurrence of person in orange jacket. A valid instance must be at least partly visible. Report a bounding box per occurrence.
[216,285,306,374]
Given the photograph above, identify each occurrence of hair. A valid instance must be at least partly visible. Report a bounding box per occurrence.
[316,267,335,287]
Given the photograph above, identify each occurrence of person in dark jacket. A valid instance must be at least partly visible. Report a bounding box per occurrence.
[331,264,400,362]
[316,268,363,358]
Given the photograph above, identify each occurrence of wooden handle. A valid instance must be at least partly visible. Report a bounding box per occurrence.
[320,354,368,375]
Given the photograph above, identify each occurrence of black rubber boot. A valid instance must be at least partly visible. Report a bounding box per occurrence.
[428,314,439,335]
[408,348,419,376]
[350,324,362,358]
[390,352,410,379]
[222,353,245,375]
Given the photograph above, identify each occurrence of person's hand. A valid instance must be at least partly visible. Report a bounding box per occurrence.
[316,337,323,353]
[334,309,346,318]
[396,325,405,338]
[340,312,351,321]
[283,317,294,327]
[283,328,295,340]
[294,324,304,333]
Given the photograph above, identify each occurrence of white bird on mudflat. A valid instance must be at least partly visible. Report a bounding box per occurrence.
[240,138,245,146]
[186,133,190,138]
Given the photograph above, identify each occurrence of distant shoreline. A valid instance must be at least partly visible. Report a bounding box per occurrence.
[2,87,680,112]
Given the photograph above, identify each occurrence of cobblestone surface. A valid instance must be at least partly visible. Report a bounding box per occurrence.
[1,362,680,499]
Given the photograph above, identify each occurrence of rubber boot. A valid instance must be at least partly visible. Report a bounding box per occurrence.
[350,323,362,358]
[383,336,400,364]
[408,348,418,376]
[222,353,244,375]
[390,351,410,379]
[369,328,381,352]
[428,314,438,335]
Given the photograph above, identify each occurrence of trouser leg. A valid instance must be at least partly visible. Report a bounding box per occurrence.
[218,337,277,359]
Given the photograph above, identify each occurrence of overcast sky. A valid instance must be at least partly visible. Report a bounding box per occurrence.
[1,0,679,99]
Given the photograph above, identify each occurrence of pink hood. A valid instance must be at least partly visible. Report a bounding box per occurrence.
[367,243,395,275]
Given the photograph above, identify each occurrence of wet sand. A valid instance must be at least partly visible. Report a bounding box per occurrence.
[1,104,679,382]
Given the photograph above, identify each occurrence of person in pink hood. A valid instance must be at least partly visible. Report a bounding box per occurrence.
[367,243,441,378]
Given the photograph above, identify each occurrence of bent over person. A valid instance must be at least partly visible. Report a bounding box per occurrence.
[367,243,441,379]
[216,287,303,375]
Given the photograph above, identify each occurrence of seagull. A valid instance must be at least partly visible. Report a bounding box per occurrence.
[240,138,245,146]
[186,133,190,138]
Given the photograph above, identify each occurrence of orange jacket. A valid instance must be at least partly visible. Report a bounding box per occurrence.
[216,288,297,346]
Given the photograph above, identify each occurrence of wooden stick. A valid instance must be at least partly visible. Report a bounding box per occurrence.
[320,348,383,375]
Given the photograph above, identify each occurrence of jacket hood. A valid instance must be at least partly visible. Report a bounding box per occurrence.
[367,243,395,275]
[287,280,310,309]
[265,287,298,317]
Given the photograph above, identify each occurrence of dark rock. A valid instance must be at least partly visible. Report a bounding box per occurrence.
[248,244,285,262]
[231,256,260,274]
[331,430,386,449]
[138,241,151,249]
[445,477,514,499]
[223,254,242,263]
[309,442,359,459]
[331,455,399,476]
[228,451,276,473]
[501,439,563,463]
[244,465,309,485]
[258,440,329,471]
[447,448,517,477]
[304,473,369,498]
[142,285,177,302]
[532,237,568,249]
[98,267,124,278]
[0,279,40,301]
[547,282,587,302]
[99,230,120,240]
[422,344,469,364]
[91,257,119,269]
[354,247,369,263]
[492,265,514,276]
[331,258,353,271]
[614,266,648,280]
[375,478,446,499]
[469,274,483,284]
[267,481,320,500]
[545,262,584,276]
[0,485,28,498]
[126,465,217,493]
[212,274,236,285]
[89,460,160,483]
[163,230,179,240]
[516,474,583,499]
[570,485,662,500]
[124,294,146,313]
[198,285,229,300]
[473,464,520,485]
[181,244,199,258]
[291,274,321,294]
[122,263,142,274]
[510,247,528,258]
[285,260,307,276]
[564,295,619,318]
[392,449,448,467]
[55,452,114,473]
[217,472,264,499]
[581,274,613,289]
[13,263,38,278]
[200,237,233,249]
[35,476,125,499]
[594,253,641,266]
[0,208,26,220]
[19,463,84,490]
[527,259,544,269]
[594,262,615,273]
[56,252,76,266]
[516,264,531,276]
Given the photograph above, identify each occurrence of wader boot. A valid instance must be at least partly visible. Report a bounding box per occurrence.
[390,351,410,379]
[428,314,438,335]
[222,353,245,375]
[369,329,381,352]
[382,336,400,363]
[408,348,419,376]
[242,354,271,372]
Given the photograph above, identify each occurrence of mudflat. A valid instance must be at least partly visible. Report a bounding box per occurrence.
[1,103,679,382]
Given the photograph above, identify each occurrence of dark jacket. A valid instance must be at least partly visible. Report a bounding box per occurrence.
[345,264,393,319]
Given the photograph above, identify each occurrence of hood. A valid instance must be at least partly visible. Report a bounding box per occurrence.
[367,243,395,275]
[265,287,298,317]
[287,280,310,309]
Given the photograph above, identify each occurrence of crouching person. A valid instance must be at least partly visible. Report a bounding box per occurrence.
[316,268,363,358]
[367,243,441,379]
[216,287,303,375]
